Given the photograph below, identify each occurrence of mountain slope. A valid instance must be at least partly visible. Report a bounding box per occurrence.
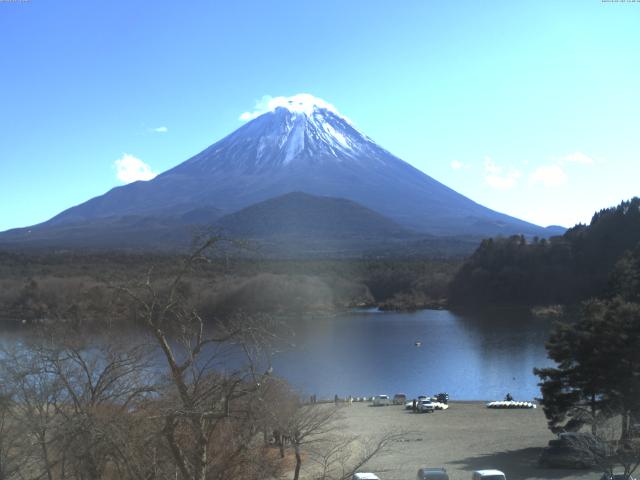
[1,94,560,251]
[217,192,412,238]
[214,192,480,257]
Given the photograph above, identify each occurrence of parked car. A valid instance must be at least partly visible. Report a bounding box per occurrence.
[372,395,391,406]
[472,470,506,480]
[600,474,638,480]
[417,467,449,480]
[538,432,608,469]
[352,473,380,480]
[393,393,407,405]
[417,399,434,413]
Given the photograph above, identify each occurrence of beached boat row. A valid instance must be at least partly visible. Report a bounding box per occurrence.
[486,400,536,409]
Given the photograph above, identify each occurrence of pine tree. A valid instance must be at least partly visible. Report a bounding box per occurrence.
[535,299,640,439]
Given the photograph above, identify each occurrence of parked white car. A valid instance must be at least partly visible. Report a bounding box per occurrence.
[417,399,434,413]
[372,394,391,406]
[353,473,380,480]
[472,470,506,480]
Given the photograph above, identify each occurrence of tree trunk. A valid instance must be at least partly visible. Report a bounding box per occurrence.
[163,416,192,480]
[193,416,208,480]
[621,410,630,441]
[40,433,54,480]
[590,394,597,436]
[293,443,302,480]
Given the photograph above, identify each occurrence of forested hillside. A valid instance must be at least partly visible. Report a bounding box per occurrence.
[0,251,460,325]
[449,197,640,306]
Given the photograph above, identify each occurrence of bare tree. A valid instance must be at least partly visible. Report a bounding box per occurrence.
[306,430,405,480]
[1,328,158,480]
[0,236,403,480]
[565,419,640,480]
[118,237,283,480]
[262,384,405,480]
[1,344,65,480]
[283,403,342,480]
[0,391,26,480]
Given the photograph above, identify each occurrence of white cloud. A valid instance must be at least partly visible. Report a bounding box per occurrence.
[526,151,593,188]
[530,164,568,187]
[450,160,470,170]
[557,151,594,165]
[239,93,348,122]
[239,111,257,121]
[240,95,281,121]
[114,153,157,183]
[152,126,168,133]
[484,157,500,174]
[483,156,521,189]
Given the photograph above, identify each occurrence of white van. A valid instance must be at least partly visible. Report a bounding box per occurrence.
[353,473,380,480]
[372,395,391,406]
[472,470,506,480]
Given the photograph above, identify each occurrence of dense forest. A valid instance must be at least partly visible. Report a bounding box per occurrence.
[449,197,640,306]
[0,250,460,326]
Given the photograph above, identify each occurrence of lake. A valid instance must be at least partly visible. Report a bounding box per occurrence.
[271,308,556,401]
[0,307,557,403]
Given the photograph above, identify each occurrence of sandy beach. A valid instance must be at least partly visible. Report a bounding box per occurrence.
[333,401,597,480]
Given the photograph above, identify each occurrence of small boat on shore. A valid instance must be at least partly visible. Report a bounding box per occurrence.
[486,400,536,409]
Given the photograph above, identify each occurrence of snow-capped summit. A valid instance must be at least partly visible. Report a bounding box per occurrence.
[240,93,348,121]
[178,93,379,171]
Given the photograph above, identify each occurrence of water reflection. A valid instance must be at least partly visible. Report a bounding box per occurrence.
[272,308,554,401]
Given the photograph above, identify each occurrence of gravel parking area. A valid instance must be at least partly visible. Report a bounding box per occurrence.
[334,401,598,480]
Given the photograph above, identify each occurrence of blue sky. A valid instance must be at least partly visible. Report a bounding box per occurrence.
[1,0,639,231]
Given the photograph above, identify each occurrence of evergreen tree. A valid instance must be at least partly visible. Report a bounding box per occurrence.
[450,197,640,307]
[610,244,640,302]
[535,299,640,439]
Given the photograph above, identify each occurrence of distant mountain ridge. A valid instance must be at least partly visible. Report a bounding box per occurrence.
[214,192,490,258]
[217,192,412,239]
[0,94,563,253]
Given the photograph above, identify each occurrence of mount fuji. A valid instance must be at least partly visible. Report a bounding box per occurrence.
[0,94,563,252]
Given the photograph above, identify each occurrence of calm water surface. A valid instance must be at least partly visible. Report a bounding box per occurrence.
[0,308,555,402]
[271,308,555,401]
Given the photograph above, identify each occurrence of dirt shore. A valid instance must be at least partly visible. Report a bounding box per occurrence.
[334,401,597,480]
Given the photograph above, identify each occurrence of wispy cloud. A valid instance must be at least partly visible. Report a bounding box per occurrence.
[239,93,347,122]
[483,156,521,189]
[527,151,594,188]
[556,151,594,165]
[152,126,168,133]
[239,111,260,121]
[529,164,568,187]
[239,95,273,121]
[114,153,157,183]
[450,160,471,170]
